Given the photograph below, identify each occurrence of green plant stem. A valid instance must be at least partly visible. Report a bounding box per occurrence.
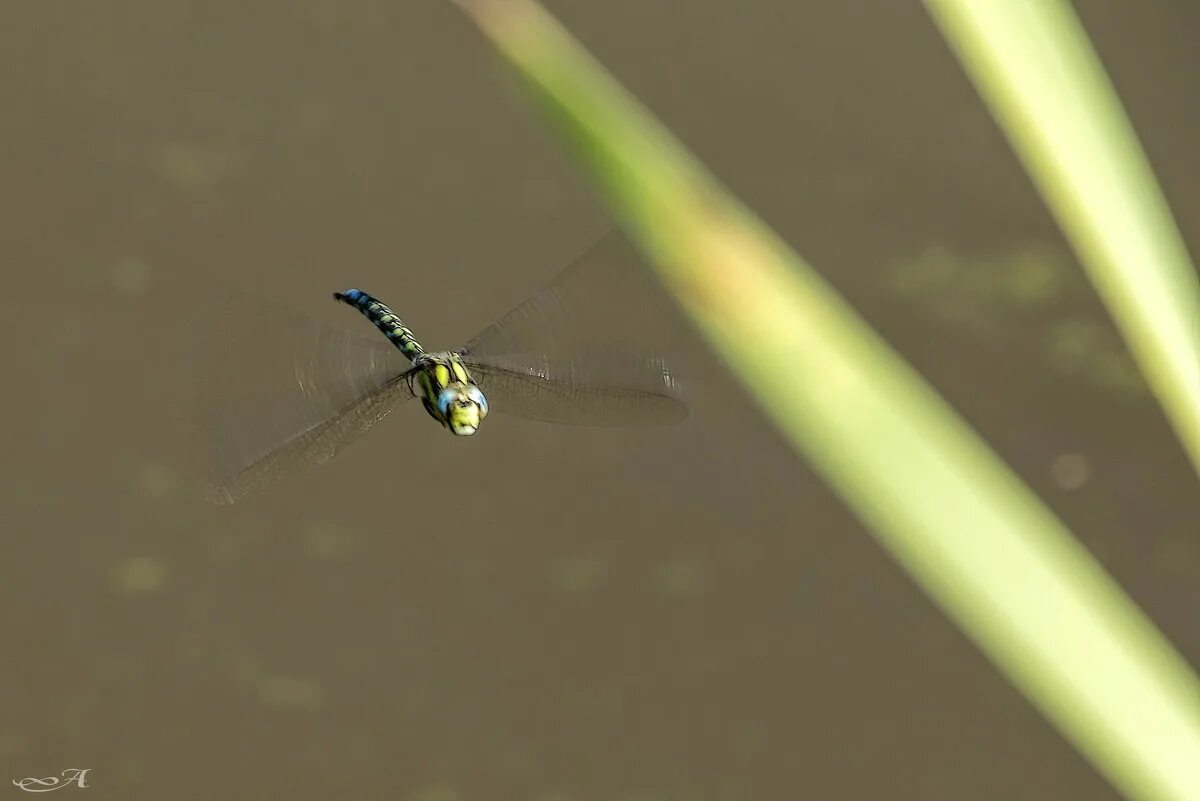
[925,0,1200,476]
[453,2,1200,800]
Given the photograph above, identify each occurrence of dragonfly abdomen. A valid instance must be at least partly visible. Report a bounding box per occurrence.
[333,288,425,360]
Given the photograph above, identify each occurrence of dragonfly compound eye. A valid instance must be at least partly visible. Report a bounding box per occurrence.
[465,385,488,419]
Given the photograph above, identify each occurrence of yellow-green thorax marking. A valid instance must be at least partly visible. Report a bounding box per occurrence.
[334,288,489,435]
[412,351,489,435]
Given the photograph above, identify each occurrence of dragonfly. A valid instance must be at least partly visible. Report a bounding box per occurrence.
[194,234,688,504]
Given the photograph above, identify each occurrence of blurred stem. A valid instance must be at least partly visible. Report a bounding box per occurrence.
[453,2,1200,801]
[925,0,1200,476]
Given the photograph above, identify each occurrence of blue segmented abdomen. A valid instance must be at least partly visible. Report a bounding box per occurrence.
[333,288,425,360]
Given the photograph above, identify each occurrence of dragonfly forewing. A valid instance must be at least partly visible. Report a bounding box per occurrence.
[463,350,687,427]
[192,290,415,504]
[201,371,416,504]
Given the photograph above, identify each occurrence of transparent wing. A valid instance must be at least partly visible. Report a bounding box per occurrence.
[191,290,416,504]
[459,232,689,426]
[466,350,687,426]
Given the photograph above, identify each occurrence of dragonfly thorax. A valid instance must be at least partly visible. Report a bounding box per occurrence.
[413,352,489,436]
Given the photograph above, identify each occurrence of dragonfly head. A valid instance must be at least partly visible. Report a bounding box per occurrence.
[436,384,489,436]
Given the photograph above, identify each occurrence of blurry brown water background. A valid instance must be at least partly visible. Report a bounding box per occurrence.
[2,2,1198,799]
